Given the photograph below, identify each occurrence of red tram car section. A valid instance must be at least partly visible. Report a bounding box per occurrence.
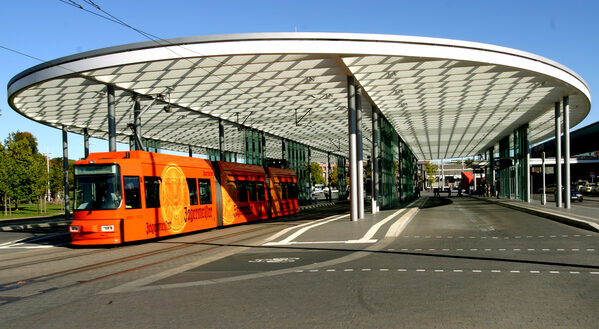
[69,151,298,245]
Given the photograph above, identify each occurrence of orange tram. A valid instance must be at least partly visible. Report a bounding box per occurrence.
[69,151,299,245]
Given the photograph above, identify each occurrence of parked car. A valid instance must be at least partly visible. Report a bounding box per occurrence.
[576,180,589,191]
[570,188,583,202]
[583,183,597,194]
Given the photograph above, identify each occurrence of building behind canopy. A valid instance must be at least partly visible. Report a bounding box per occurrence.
[7,33,592,218]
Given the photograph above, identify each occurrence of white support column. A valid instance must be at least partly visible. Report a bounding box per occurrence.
[554,102,562,207]
[356,86,364,219]
[563,96,571,209]
[347,76,358,221]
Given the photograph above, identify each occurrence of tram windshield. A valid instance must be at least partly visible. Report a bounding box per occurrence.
[74,164,122,210]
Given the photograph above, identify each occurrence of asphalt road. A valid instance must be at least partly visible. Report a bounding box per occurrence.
[1,198,598,328]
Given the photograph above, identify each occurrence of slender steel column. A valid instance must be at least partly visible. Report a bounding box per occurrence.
[356,86,364,219]
[554,102,562,207]
[83,128,90,159]
[107,85,117,152]
[526,146,531,203]
[542,152,546,205]
[62,126,70,221]
[372,108,379,214]
[133,95,143,151]
[281,138,286,165]
[188,145,193,157]
[347,76,358,221]
[563,96,571,209]
[218,118,225,161]
[327,153,332,202]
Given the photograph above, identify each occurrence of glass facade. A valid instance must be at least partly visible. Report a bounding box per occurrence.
[497,124,529,201]
[284,140,310,205]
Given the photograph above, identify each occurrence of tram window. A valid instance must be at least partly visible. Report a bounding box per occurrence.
[124,176,141,209]
[144,177,161,208]
[187,178,198,205]
[281,182,288,199]
[257,181,266,201]
[198,179,212,205]
[248,181,257,201]
[289,183,298,199]
[238,180,248,202]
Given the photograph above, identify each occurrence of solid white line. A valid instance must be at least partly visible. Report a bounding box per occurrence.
[385,203,421,238]
[263,214,349,245]
[348,208,407,243]
[0,245,54,249]
[0,239,23,246]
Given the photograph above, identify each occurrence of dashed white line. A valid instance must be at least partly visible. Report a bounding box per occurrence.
[298,269,599,275]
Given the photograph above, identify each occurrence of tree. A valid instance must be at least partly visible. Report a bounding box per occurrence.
[3,132,46,209]
[331,166,338,188]
[49,157,75,200]
[0,143,9,215]
[309,162,325,185]
[424,161,438,188]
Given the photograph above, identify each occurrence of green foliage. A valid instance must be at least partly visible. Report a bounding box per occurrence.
[0,132,47,208]
[309,162,325,185]
[331,166,338,187]
[49,157,75,200]
[425,161,438,187]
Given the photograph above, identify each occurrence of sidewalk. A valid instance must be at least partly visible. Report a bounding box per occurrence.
[477,195,599,233]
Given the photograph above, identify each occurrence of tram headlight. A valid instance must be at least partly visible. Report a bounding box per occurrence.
[69,225,80,233]
[101,225,115,232]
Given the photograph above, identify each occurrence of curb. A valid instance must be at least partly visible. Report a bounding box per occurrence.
[476,197,599,233]
[299,201,337,210]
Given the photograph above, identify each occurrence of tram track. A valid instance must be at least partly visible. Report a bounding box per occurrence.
[0,222,282,291]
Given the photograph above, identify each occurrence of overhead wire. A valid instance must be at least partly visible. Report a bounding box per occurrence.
[58,0,345,120]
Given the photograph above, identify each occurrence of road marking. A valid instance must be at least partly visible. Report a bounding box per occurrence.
[0,245,54,249]
[348,208,409,243]
[248,257,300,263]
[263,214,349,246]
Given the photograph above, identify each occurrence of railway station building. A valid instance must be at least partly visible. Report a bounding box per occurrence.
[7,33,592,220]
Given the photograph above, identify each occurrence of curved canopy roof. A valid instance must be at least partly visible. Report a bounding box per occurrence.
[8,33,591,160]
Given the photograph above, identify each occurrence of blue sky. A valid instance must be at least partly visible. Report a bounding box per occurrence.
[1,0,597,160]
